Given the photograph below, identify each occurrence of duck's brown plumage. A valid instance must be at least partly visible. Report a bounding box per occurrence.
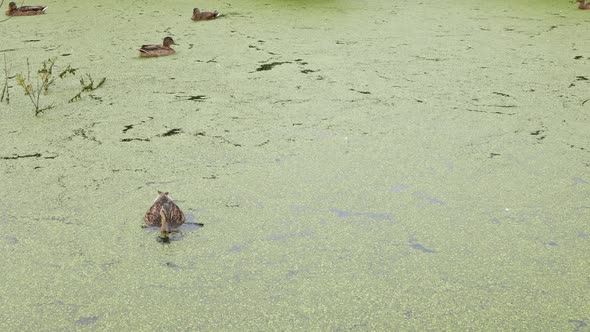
[6,2,47,16]
[191,8,220,21]
[144,191,185,229]
[578,0,590,9]
[138,37,176,57]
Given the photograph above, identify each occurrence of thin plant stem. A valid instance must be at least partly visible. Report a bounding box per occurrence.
[1,54,10,104]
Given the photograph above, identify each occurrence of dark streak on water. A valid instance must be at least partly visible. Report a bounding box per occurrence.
[1,236,18,245]
[166,262,182,270]
[410,243,436,253]
[76,316,99,325]
[390,185,409,192]
[121,138,150,142]
[160,128,182,137]
[413,192,445,205]
[569,319,588,332]
[255,61,291,72]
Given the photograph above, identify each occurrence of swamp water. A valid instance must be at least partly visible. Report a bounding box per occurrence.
[0,0,589,330]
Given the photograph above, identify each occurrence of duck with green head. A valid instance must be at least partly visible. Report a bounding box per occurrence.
[138,37,177,57]
[5,2,47,16]
[144,191,186,240]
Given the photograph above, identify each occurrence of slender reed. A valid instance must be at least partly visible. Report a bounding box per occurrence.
[1,54,12,104]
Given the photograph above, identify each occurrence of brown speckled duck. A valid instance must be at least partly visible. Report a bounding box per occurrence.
[191,7,221,21]
[5,1,47,16]
[138,37,176,57]
[577,0,590,9]
[144,191,186,239]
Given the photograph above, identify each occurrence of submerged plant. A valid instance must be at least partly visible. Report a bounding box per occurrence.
[1,54,12,104]
[38,57,77,93]
[14,57,77,116]
[68,74,106,103]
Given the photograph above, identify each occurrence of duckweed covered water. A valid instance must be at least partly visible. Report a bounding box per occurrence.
[0,0,589,330]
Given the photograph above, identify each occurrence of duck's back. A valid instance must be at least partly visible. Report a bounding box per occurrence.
[144,200,185,226]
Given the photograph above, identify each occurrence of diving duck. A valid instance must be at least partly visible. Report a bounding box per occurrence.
[191,7,221,21]
[577,0,590,9]
[5,2,47,16]
[138,37,176,57]
[144,191,186,239]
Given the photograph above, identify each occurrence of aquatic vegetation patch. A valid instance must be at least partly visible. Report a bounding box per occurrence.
[159,128,182,137]
[10,57,106,116]
[255,61,291,72]
[15,58,77,115]
[68,74,106,103]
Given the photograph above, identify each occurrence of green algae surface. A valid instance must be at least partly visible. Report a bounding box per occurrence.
[0,0,589,330]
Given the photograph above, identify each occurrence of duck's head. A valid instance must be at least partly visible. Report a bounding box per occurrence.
[163,37,176,47]
[153,190,173,204]
[192,8,200,19]
[8,2,17,11]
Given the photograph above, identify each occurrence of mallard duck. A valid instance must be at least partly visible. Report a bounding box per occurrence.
[191,7,221,21]
[144,191,186,239]
[6,2,47,16]
[138,37,176,57]
[578,0,590,9]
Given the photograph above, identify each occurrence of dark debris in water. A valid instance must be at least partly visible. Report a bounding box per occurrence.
[120,138,150,142]
[1,153,56,160]
[492,91,511,97]
[122,124,134,133]
[188,95,207,101]
[530,129,546,141]
[255,61,291,72]
[164,262,182,270]
[349,88,371,95]
[466,108,516,116]
[159,128,182,137]
[174,95,207,102]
